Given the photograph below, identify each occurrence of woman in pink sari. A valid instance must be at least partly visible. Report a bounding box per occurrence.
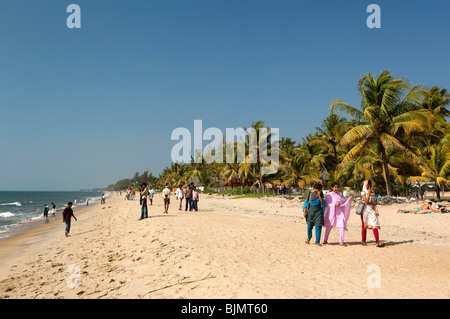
[323,183,352,246]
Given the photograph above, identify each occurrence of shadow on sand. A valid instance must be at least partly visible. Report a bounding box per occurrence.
[324,239,414,247]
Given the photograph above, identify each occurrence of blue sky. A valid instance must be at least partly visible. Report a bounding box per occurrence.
[0,0,449,191]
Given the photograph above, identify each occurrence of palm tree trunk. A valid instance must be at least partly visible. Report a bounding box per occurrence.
[380,143,393,196]
[333,143,338,170]
[435,181,441,201]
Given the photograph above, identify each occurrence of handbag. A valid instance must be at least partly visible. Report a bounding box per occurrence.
[355,202,365,215]
[304,191,311,218]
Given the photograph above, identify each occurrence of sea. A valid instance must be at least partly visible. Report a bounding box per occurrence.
[0,191,107,241]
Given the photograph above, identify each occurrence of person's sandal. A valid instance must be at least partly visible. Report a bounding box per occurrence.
[376,242,385,247]
[305,239,310,244]
[361,242,367,246]
[339,243,348,247]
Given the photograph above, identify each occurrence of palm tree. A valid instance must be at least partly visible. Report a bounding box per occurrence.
[407,138,450,201]
[295,135,325,183]
[221,139,253,192]
[310,112,347,172]
[283,159,318,193]
[242,120,273,193]
[280,138,320,192]
[341,144,404,190]
[221,161,240,190]
[238,155,255,193]
[422,86,450,119]
[331,70,432,196]
[247,121,266,192]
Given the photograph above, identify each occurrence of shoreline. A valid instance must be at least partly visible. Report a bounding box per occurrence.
[0,203,96,243]
[0,191,111,243]
[0,201,99,273]
[0,192,449,299]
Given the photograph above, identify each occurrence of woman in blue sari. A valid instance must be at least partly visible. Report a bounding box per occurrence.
[303,183,325,246]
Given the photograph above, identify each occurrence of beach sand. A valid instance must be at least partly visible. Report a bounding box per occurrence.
[0,192,449,299]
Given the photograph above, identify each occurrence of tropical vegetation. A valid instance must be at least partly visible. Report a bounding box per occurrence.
[107,70,449,199]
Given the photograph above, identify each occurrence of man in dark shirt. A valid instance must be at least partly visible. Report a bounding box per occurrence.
[185,185,192,211]
[63,202,77,237]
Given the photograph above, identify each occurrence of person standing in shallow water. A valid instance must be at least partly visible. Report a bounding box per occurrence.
[43,204,49,219]
[51,202,56,217]
[303,183,325,246]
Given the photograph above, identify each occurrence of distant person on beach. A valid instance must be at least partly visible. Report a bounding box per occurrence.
[43,204,49,219]
[397,202,441,214]
[360,180,384,247]
[62,202,77,237]
[74,198,77,206]
[86,198,89,207]
[163,185,171,214]
[148,186,154,205]
[139,183,149,220]
[323,183,352,246]
[303,183,325,246]
[176,185,184,210]
[185,184,192,211]
[51,202,56,217]
[190,186,199,212]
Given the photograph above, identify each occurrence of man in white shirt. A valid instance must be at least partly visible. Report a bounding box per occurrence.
[163,185,171,214]
[148,186,154,205]
[176,185,184,211]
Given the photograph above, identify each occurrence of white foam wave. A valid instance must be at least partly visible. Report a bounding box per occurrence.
[0,202,22,207]
[0,212,15,218]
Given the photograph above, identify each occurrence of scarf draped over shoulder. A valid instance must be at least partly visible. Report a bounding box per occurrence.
[303,191,325,214]
[324,191,352,230]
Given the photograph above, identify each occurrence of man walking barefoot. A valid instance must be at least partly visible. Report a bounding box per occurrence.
[139,183,149,220]
[62,202,77,237]
[163,185,171,214]
[176,184,184,210]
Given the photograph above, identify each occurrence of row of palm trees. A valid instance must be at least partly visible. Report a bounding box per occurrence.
[108,70,449,200]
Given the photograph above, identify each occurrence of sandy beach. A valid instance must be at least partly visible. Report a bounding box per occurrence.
[0,192,449,299]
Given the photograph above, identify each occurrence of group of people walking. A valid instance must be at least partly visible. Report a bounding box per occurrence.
[303,179,385,247]
[177,183,199,212]
[125,188,136,201]
[137,183,200,220]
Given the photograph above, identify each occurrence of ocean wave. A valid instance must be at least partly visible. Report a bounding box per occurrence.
[0,202,22,207]
[0,212,15,218]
